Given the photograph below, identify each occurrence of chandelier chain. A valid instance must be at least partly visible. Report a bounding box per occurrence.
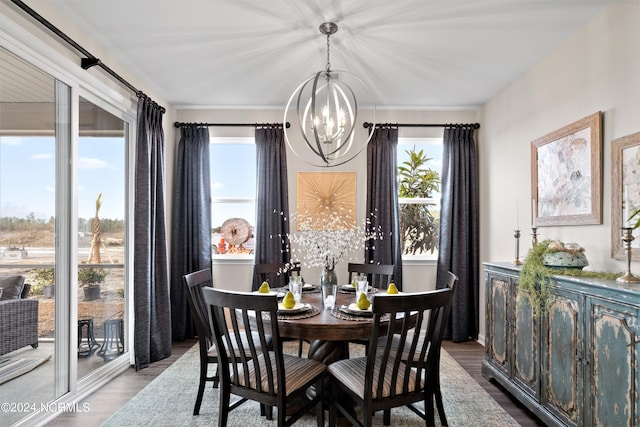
[325,32,331,72]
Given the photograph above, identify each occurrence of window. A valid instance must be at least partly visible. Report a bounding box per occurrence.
[210,137,256,255]
[398,138,442,259]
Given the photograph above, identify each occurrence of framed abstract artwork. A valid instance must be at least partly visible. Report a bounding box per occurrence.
[531,112,602,227]
[296,171,356,230]
[611,131,640,260]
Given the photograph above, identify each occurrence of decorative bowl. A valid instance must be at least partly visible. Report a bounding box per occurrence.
[542,251,589,270]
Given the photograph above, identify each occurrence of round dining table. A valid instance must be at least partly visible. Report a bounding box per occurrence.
[272,286,408,364]
[277,287,368,363]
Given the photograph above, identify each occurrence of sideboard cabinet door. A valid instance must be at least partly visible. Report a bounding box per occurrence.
[542,287,583,427]
[513,285,539,398]
[586,297,640,427]
[486,272,511,377]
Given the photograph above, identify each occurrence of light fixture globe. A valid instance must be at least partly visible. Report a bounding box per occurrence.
[284,22,375,167]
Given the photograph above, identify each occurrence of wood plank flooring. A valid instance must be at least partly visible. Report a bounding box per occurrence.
[47,339,545,426]
[441,340,546,427]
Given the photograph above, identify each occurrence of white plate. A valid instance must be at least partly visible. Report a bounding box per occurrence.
[253,290,278,296]
[277,302,311,314]
[302,283,320,292]
[340,303,373,316]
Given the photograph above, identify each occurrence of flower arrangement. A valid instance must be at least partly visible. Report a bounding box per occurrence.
[281,208,382,272]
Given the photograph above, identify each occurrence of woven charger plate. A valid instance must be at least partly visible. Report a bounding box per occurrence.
[330,307,390,322]
[271,305,321,320]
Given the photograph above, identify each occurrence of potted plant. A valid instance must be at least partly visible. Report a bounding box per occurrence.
[78,267,107,301]
[32,267,55,298]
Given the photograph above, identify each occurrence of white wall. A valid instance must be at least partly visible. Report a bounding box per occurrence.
[478,2,640,338]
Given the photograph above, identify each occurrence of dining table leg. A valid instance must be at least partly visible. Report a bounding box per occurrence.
[306,339,357,418]
[306,339,349,363]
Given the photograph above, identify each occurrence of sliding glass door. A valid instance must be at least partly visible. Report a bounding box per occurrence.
[0,44,133,425]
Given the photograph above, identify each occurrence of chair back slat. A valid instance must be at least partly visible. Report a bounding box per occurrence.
[347,262,394,289]
[203,287,283,398]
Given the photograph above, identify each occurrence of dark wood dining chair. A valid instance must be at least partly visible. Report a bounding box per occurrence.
[184,268,274,416]
[254,261,305,357]
[327,286,454,427]
[347,262,394,289]
[202,287,327,427]
[183,269,218,415]
[253,261,301,291]
[380,271,458,425]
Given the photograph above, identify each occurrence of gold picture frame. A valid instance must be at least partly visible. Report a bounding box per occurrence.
[531,112,602,227]
[296,172,356,230]
[611,131,640,260]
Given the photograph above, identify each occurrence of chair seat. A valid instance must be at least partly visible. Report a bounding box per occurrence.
[234,352,326,396]
[328,356,422,399]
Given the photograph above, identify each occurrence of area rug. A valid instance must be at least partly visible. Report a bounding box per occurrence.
[103,344,519,426]
[0,354,52,385]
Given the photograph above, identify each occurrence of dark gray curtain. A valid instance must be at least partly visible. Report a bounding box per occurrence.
[437,126,479,342]
[366,127,403,290]
[252,125,290,290]
[170,126,212,341]
[134,97,171,370]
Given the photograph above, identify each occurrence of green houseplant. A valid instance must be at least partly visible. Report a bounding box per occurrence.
[31,267,55,298]
[398,147,440,255]
[78,267,107,301]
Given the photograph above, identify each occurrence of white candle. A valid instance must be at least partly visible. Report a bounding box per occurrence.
[532,199,536,227]
[515,202,519,230]
[624,185,630,227]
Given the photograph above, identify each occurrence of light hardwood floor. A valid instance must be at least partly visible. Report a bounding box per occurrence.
[47,339,545,426]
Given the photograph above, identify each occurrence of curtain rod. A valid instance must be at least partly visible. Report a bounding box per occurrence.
[174,122,290,128]
[10,0,166,113]
[363,122,480,129]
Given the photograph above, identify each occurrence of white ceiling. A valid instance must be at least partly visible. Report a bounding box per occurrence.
[17,0,615,109]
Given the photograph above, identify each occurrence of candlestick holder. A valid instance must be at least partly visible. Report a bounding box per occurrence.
[617,227,640,283]
[531,227,538,247]
[513,229,522,266]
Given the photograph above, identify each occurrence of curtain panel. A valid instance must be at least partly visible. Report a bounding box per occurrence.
[133,98,172,370]
[366,127,403,290]
[170,126,212,341]
[252,126,290,290]
[437,126,479,342]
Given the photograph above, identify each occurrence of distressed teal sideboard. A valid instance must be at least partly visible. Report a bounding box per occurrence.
[482,262,640,427]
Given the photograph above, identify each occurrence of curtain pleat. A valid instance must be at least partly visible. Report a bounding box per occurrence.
[170,127,212,341]
[252,126,290,290]
[437,126,479,342]
[133,98,172,370]
[366,127,403,290]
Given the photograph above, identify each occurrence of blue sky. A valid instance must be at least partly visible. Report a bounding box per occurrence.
[0,136,125,221]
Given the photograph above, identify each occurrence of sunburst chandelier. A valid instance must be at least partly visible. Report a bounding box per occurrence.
[284,22,375,167]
